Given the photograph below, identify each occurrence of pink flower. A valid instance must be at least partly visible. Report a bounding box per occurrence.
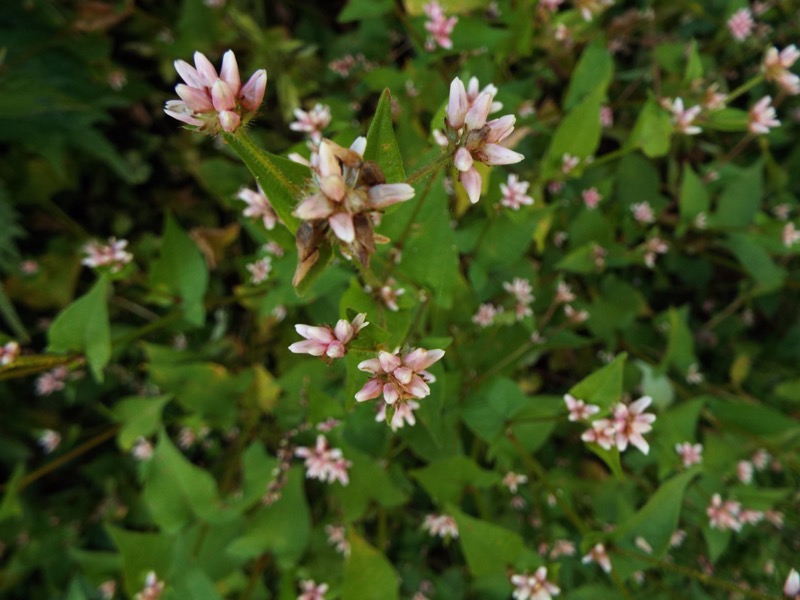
[0,341,20,366]
[298,579,328,600]
[555,281,575,303]
[564,305,589,323]
[290,103,332,142]
[503,277,534,305]
[423,2,458,50]
[35,366,69,396]
[748,96,780,134]
[20,260,39,275]
[675,442,703,467]
[540,0,564,11]
[295,435,351,486]
[550,539,576,559]
[752,448,771,470]
[582,187,602,209]
[422,513,459,539]
[581,418,617,450]
[379,279,406,311]
[670,98,702,135]
[165,50,267,134]
[325,524,350,556]
[575,0,614,21]
[631,201,655,224]
[727,8,755,41]
[82,237,133,272]
[669,529,686,548]
[763,47,800,95]
[707,494,742,532]
[765,510,784,528]
[600,105,614,127]
[782,223,800,247]
[582,543,612,573]
[289,313,368,360]
[132,437,154,461]
[643,237,669,268]
[445,77,523,203]
[246,256,272,284]
[134,571,165,600]
[702,84,727,110]
[356,347,445,407]
[610,396,657,454]
[502,471,528,493]
[785,569,800,597]
[237,184,278,230]
[376,399,420,430]
[561,153,580,174]
[500,174,535,210]
[472,303,499,327]
[510,567,560,600]
[564,394,600,422]
[38,429,61,454]
[737,460,754,484]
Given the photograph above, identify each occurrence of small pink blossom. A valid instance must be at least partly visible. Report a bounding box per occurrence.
[38,429,61,454]
[575,0,614,21]
[355,347,445,406]
[564,394,600,422]
[0,341,20,366]
[727,8,755,41]
[246,256,272,284]
[752,448,771,470]
[472,303,499,327]
[379,279,406,311]
[561,153,580,174]
[82,237,133,272]
[376,399,420,430]
[325,524,350,556]
[737,460,754,484]
[748,96,780,135]
[165,50,266,134]
[631,201,655,224]
[35,366,69,396]
[702,84,727,110]
[297,579,328,600]
[644,237,669,268]
[600,105,614,127]
[782,223,800,247]
[550,539,576,559]
[675,442,703,467]
[422,513,459,539]
[581,187,602,209]
[707,494,742,532]
[773,204,792,220]
[765,510,784,528]
[610,396,657,454]
[423,2,458,50]
[669,529,686,548]
[19,260,39,275]
[134,571,164,600]
[290,103,331,142]
[132,437,154,461]
[540,0,564,11]
[763,46,800,95]
[502,471,528,493]
[289,313,368,360]
[237,184,277,230]
[784,568,800,597]
[500,174,535,210]
[670,98,702,135]
[582,543,612,573]
[510,567,560,600]
[503,277,534,305]
[295,435,351,486]
[555,281,575,304]
[739,508,764,525]
[564,305,589,323]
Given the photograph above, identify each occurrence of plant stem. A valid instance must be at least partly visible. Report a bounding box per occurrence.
[406,151,451,185]
[726,75,764,103]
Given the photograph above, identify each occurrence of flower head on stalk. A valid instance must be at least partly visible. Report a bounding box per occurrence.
[748,96,781,134]
[290,103,332,142]
[763,46,800,95]
[423,2,458,50]
[289,313,368,361]
[442,77,523,203]
[237,183,277,230]
[165,50,266,134]
[295,435,351,485]
[355,347,444,426]
[292,138,415,285]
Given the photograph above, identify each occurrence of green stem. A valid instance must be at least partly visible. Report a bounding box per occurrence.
[406,151,451,185]
[726,75,764,104]
[590,146,634,168]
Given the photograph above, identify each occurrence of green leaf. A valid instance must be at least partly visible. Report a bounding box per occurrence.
[450,506,528,576]
[706,399,799,437]
[683,39,703,83]
[411,456,500,505]
[461,377,528,442]
[47,275,111,380]
[660,306,698,374]
[542,85,605,179]
[338,0,393,21]
[342,532,400,600]
[564,39,614,110]
[402,0,488,15]
[149,214,209,327]
[613,469,698,558]
[222,131,308,233]
[226,467,310,566]
[112,395,171,450]
[106,525,177,597]
[679,164,710,221]
[143,431,222,533]
[587,276,647,340]
[704,108,749,132]
[568,353,627,410]
[365,89,406,183]
[0,464,24,522]
[635,360,674,410]
[721,233,786,292]
[713,161,763,229]
[627,98,673,157]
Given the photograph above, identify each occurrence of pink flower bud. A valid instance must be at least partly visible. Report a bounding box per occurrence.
[464,91,492,130]
[193,51,219,87]
[240,69,267,111]
[211,79,236,112]
[219,50,241,95]
[454,147,474,172]
[482,143,524,165]
[175,84,214,112]
[446,77,468,129]
[459,167,482,204]
[218,110,241,132]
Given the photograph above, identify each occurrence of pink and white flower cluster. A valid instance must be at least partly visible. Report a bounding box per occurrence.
[675,442,703,467]
[237,183,278,230]
[295,435,351,486]
[289,313,368,360]
[500,173,534,210]
[82,237,133,273]
[748,96,781,135]
[297,579,328,600]
[35,366,69,396]
[423,2,458,50]
[444,77,523,203]
[564,394,600,422]
[290,103,332,142]
[422,513,459,539]
[376,399,421,430]
[355,347,445,411]
[582,543,612,573]
[510,567,560,600]
[727,8,755,42]
[503,277,535,320]
[134,571,165,600]
[669,98,702,135]
[763,46,800,95]
[165,50,266,134]
[0,341,20,366]
[786,569,800,598]
[580,396,657,455]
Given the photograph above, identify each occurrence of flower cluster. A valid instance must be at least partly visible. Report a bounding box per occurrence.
[82,237,133,273]
[422,513,459,539]
[503,277,535,320]
[295,435,351,486]
[580,396,657,455]
[582,543,612,573]
[355,348,445,415]
[298,579,328,600]
[165,50,266,134]
[500,173,534,210]
[511,567,560,600]
[134,571,165,600]
[288,313,368,361]
[423,2,457,50]
[0,341,20,366]
[763,46,800,95]
[292,138,415,283]
[675,442,703,468]
[564,393,600,422]
[237,183,277,230]
[748,96,780,135]
[443,77,523,203]
[290,103,332,142]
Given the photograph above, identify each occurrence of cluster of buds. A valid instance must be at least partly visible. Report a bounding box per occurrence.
[288,313,368,361]
[292,138,415,285]
[82,237,133,273]
[165,50,266,134]
[580,396,657,455]
[443,77,523,203]
[763,45,800,95]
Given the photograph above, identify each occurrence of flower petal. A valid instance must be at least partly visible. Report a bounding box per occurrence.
[459,167,482,204]
[328,213,355,243]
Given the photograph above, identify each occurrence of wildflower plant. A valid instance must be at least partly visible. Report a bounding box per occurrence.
[1,2,800,600]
